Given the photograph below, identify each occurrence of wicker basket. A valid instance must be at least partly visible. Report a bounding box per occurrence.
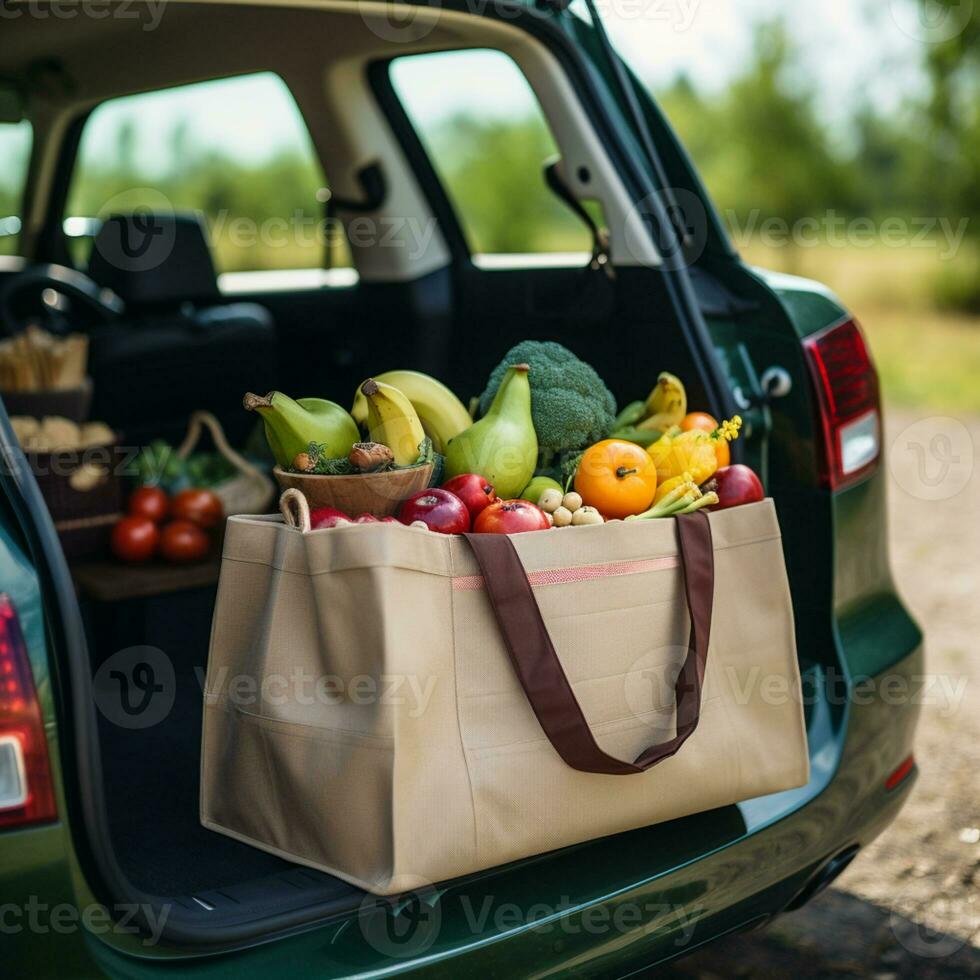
[273,464,433,517]
[27,437,126,560]
[176,411,275,517]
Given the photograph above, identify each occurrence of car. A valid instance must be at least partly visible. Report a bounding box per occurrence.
[0,1,921,976]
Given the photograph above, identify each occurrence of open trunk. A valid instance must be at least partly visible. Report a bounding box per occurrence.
[66,260,744,944]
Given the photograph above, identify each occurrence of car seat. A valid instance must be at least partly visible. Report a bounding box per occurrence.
[86,212,278,447]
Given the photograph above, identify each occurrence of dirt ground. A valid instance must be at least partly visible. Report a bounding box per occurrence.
[660,409,980,979]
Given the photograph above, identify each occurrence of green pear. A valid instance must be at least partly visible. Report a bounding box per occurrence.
[445,364,537,498]
[243,391,359,468]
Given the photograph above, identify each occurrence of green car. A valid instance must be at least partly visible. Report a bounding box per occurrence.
[0,1,920,976]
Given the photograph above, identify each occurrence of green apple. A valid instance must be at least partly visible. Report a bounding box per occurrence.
[520,475,564,505]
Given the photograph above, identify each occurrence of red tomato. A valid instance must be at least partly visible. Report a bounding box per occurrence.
[472,499,550,534]
[111,516,160,563]
[170,489,223,529]
[128,485,169,524]
[159,520,211,563]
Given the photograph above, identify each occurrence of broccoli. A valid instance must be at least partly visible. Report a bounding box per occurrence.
[478,341,617,460]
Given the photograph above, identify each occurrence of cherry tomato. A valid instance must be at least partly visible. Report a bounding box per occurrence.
[128,485,169,524]
[159,520,211,563]
[170,489,223,529]
[111,516,160,563]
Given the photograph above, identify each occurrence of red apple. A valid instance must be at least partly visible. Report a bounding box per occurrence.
[398,488,471,534]
[473,499,550,534]
[310,506,352,530]
[441,473,497,522]
[353,513,379,524]
[711,465,764,510]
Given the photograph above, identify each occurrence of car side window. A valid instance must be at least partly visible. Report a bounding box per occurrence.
[66,72,351,278]
[389,50,593,261]
[0,120,32,258]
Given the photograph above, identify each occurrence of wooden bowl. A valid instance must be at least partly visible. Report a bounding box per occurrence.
[273,464,434,517]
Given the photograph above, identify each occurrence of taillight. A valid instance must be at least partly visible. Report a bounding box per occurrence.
[803,318,881,489]
[0,595,57,829]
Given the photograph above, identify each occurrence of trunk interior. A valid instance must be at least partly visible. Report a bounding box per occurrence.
[72,262,733,937]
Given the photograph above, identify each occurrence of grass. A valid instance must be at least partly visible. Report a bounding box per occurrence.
[742,239,980,415]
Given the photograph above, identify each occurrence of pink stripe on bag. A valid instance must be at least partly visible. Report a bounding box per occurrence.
[452,555,680,591]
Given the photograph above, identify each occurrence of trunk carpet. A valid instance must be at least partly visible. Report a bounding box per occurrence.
[88,585,295,897]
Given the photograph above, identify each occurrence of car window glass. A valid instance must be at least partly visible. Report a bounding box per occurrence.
[66,72,350,273]
[389,50,593,256]
[0,120,32,258]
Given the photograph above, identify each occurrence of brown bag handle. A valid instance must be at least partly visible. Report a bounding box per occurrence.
[463,511,714,776]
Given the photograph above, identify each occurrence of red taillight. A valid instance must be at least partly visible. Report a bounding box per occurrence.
[885,753,916,791]
[0,595,57,828]
[803,318,881,489]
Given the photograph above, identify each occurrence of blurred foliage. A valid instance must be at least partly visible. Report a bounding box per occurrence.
[420,114,591,254]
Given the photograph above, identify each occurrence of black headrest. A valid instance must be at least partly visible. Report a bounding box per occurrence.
[87,212,219,308]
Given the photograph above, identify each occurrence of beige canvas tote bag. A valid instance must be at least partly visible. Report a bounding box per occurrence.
[201,491,808,895]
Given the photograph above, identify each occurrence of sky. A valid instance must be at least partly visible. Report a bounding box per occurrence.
[1,0,932,182]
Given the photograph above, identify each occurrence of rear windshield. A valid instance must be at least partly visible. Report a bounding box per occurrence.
[0,120,32,257]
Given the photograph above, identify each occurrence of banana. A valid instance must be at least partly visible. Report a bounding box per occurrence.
[639,372,687,431]
[351,370,472,453]
[360,379,427,466]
